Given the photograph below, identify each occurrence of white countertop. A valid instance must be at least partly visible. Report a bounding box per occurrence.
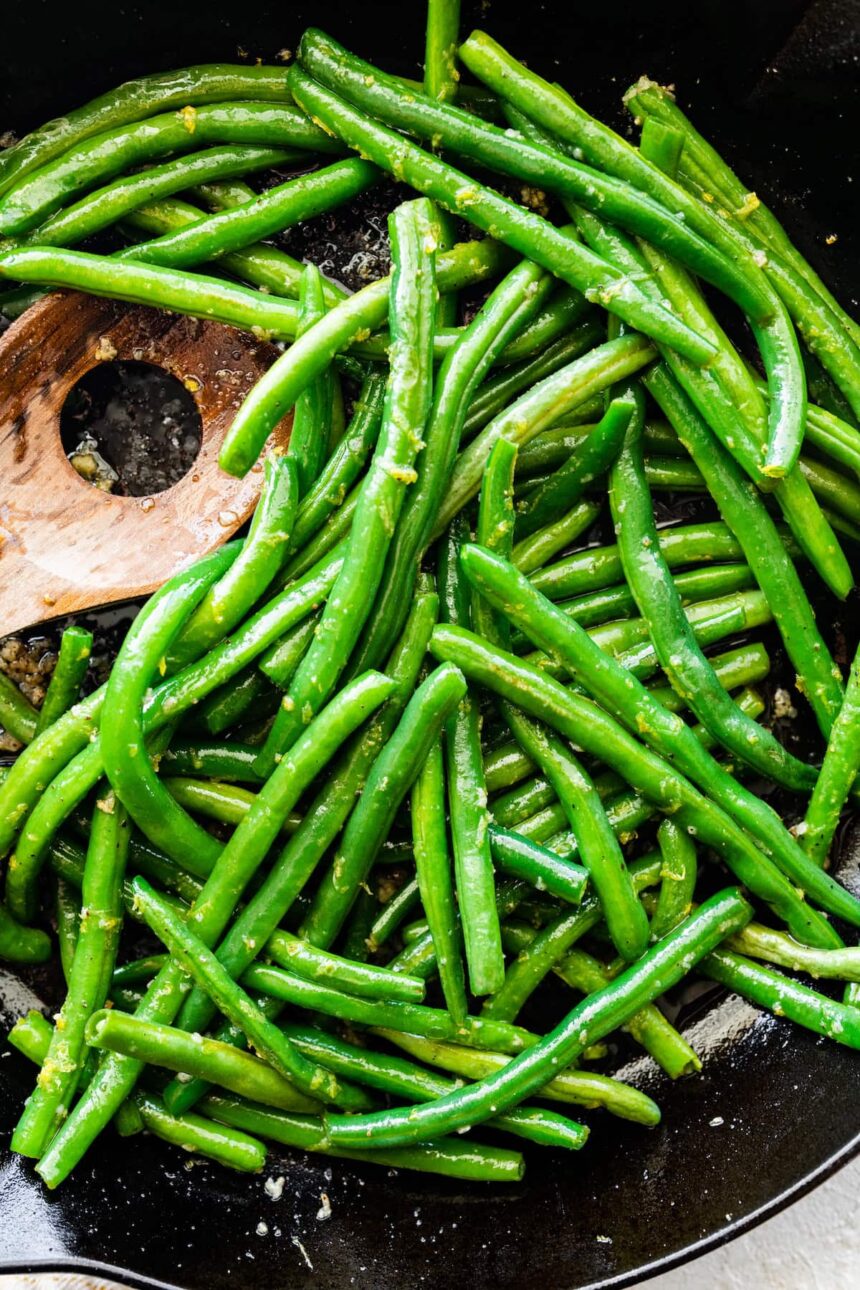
[0,1154,857,1289]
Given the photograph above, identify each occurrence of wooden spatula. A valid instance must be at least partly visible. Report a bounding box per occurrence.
[0,291,291,637]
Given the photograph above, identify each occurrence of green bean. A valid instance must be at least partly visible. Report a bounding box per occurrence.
[286,368,387,554]
[31,627,93,738]
[350,257,551,675]
[4,546,237,917]
[459,32,806,480]
[8,1008,138,1137]
[84,1008,322,1112]
[163,777,298,836]
[498,289,591,365]
[285,263,332,495]
[326,888,750,1148]
[645,365,845,736]
[702,950,860,1049]
[377,1030,661,1124]
[388,878,530,981]
[511,501,601,577]
[802,643,860,865]
[257,616,318,692]
[130,876,366,1110]
[366,879,421,952]
[199,1093,524,1181]
[197,668,275,735]
[281,1021,587,1151]
[253,200,437,777]
[565,183,850,598]
[7,1010,55,1065]
[425,0,461,102]
[0,103,341,236]
[117,159,375,270]
[99,554,251,876]
[122,191,346,307]
[0,234,504,366]
[22,146,293,247]
[0,671,38,745]
[531,519,749,602]
[436,521,505,996]
[265,929,424,1002]
[287,64,715,365]
[463,327,603,444]
[134,1091,266,1173]
[609,385,816,790]
[515,398,632,538]
[168,582,439,1068]
[177,670,393,941]
[50,826,203,910]
[300,663,466,949]
[243,962,533,1054]
[33,669,390,1176]
[488,827,588,906]
[297,32,757,337]
[12,796,130,1158]
[512,564,756,645]
[0,64,300,199]
[527,588,772,685]
[503,708,648,962]
[431,619,850,945]
[725,921,860,983]
[147,545,345,731]
[805,403,860,482]
[651,820,698,940]
[159,741,262,782]
[625,78,860,394]
[433,335,654,538]
[217,234,510,478]
[174,455,298,662]
[785,457,860,528]
[112,955,167,987]
[85,1006,321,1109]
[500,921,701,1079]
[614,215,853,598]
[55,877,81,985]
[0,901,51,964]
[462,547,852,927]
[411,739,467,1021]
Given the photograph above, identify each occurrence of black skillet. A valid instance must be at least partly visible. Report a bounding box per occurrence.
[1,1,859,1285]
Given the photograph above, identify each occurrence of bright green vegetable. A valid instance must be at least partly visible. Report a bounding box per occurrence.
[85,1008,322,1112]
[323,888,751,1148]
[0,102,341,235]
[651,819,698,939]
[130,877,369,1110]
[33,627,93,737]
[253,198,438,775]
[412,739,468,1021]
[287,64,714,363]
[702,950,860,1048]
[0,63,301,199]
[0,671,38,745]
[12,796,130,1158]
[200,1093,525,1181]
[300,663,467,949]
[23,145,294,247]
[802,643,860,864]
[503,707,648,963]
[609,384,816,790]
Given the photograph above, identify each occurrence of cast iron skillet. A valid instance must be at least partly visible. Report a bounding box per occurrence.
[1,1,859,1286]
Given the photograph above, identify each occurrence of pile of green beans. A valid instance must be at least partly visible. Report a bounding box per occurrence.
[1,0,859,1192]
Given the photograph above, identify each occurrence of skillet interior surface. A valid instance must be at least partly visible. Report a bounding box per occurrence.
[1,1,859,1287]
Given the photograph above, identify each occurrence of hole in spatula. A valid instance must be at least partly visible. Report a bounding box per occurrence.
[59,359,203,496]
